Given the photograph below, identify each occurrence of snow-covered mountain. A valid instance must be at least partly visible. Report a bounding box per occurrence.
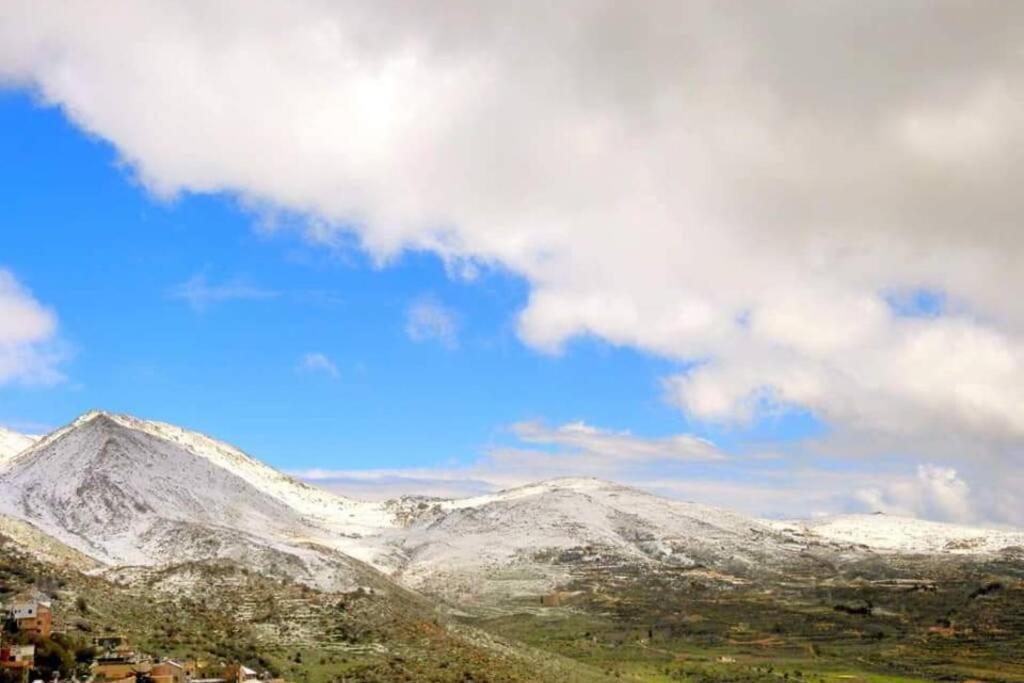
[768,514,1024,555]
[0,412,804,601]
[0,426,37,462]
[383,478,794,600]
[3,410,1023,604]
[0,411,392,590]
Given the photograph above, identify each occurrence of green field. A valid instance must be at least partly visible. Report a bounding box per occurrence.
[468,555,1024,682]
[5,531,1024,682]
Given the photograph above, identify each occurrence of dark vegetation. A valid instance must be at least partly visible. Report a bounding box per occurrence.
[470,551,1024,681]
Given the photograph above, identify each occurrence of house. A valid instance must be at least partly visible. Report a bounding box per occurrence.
[223,664,260,683]
[1,643,35,682]
[91,634,145,682]
[91,659,141,682]
[151,660,187,683]
[0,643,35,670]
[182,659,220,682]
[9,599,52,638]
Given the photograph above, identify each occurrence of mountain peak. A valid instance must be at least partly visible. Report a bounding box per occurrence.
[0,408,399,573]
[68,408,122,427]
[540,476,611,487]
[76,408,111,421]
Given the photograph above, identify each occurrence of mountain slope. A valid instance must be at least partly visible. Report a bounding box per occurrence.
[0,411,391,590]
[0,425,37,462]
[768,513,1024,555]
[0,412,804,603]
[0,532,612,683]
[5,410,1024,608]
[381,477,798,602]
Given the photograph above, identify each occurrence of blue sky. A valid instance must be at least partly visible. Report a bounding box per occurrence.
[2,3,1021,523]
[0,90,803,473]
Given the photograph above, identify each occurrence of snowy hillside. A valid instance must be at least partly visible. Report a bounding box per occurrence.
[81,412,397,537]
[375,477,802,601]
[0,514,100,570]
[0,426,37,462]
[768,514,1024,555]
[0,412,802,601]
[0,411,391,590]
[3,410,1024,604]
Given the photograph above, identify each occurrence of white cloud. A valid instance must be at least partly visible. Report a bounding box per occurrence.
[854,465,975,524]
[296,453,1005,526]
[0,269,63,385]
[293,468,496,501]
[512,420,725,463]
[169,274,277,311]
[405,296,459,348]
[295,419,734,500]
[4,3,1024,473]
[288,416,1007,526]
[298,351,338,378]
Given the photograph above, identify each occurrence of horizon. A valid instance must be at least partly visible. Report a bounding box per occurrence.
[3,2,1024,528]
[1,407,1019,533]
[3,407,1013,534]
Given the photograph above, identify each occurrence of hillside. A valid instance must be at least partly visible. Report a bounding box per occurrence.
[768,513,1024,555]
[4,410,1024,607]
[384,478,799,602]
[0,529,612,683]
[0,412,814,607]
[4,410,1024,681]
[0,425,36,462]
[0,411,391,591]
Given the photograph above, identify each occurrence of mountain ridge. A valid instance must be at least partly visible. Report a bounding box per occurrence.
[3,410,1023,605]
[0,411,397,592]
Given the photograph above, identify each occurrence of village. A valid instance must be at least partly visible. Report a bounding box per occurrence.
[0,594,287,683]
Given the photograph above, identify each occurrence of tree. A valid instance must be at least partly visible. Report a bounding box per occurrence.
[30,637,76,682]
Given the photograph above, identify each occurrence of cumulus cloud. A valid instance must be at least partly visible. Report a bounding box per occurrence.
[4,3,1024,476]
[290,417,1000,525]
[298,351,339,378]
[854,465,975,524]
[0,269,63,385]
[169,274,278,311]
[296,450,1000,525]
[405,296,459,348]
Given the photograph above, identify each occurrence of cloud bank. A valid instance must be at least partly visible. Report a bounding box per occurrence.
[293,419,989,525]
[3,2,1024,519]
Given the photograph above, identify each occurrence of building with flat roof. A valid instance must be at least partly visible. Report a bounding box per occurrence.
[9,599,52,638]
[1,643,36,682]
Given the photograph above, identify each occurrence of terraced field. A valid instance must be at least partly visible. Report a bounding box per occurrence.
[471,552,1024,682]
[6,524,1024,682]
